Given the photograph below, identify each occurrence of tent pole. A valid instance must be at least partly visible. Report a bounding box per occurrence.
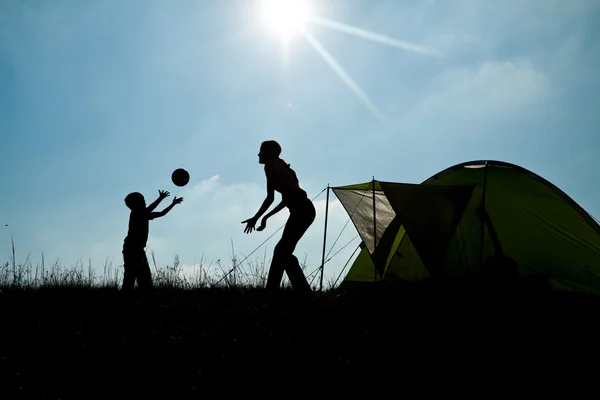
[319,185,330,293]
[480,161,489,267]
[372,176,377,283]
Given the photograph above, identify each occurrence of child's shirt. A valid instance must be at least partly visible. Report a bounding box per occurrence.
[123,209,156,249]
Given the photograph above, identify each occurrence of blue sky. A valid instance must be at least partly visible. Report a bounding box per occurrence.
[1,0,599,285]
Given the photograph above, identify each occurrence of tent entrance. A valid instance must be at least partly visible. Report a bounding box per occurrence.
[332,181,477,282]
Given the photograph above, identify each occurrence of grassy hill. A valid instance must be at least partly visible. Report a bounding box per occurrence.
[2,259,599,398]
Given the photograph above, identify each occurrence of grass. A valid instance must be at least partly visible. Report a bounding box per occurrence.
[2,249,600,398]
[0,235,340,291]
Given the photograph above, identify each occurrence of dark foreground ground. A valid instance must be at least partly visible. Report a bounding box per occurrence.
[2,283,600,399]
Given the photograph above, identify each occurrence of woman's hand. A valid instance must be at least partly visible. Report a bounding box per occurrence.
[256,217,267,232]
[241,217,258,234]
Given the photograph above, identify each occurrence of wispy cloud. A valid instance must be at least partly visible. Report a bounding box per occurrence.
[418,60,550,119]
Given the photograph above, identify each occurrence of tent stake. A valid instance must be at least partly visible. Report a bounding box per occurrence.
[319,185,330,292]
[372,176,377,283]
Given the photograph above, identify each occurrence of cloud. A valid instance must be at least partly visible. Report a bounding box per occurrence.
[370,58,554,169]
[417,60,550,120]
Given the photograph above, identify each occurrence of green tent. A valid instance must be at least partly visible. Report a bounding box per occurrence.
[332,160,600,294]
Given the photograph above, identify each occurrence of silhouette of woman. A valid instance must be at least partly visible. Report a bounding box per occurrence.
[242,140,315,296]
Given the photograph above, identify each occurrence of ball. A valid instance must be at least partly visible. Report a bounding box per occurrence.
[171,168,190,187]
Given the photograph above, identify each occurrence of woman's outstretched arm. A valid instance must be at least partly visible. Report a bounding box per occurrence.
[256,200,285,231]
[242,169,275,233]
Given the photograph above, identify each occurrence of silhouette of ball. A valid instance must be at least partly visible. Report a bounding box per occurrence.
[171,168,190,187]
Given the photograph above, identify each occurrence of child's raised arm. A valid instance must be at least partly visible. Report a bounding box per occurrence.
[147,190,170,212]
[150,196,184,219]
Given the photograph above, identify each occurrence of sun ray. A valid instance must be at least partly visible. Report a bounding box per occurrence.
[300,29,385,122]
[309,16,442,58]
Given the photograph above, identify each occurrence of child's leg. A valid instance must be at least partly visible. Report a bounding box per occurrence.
[137,253,154,293]
[121,248,139,292]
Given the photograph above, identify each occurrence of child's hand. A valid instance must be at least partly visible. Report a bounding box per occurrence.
[159,190,170,199]
[172,196,183,205]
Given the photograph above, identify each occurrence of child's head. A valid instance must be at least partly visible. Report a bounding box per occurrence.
[124,192,145,211]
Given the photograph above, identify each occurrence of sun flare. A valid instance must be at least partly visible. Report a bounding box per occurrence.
[256,0,438,122]
[260,0,311,39]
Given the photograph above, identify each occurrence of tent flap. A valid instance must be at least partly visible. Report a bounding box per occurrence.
[332,186,396,255]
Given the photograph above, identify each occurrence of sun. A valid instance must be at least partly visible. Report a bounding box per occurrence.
[260,0,311,40]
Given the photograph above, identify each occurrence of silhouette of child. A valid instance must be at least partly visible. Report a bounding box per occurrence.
[242,140,315,297]
[122,190,183,296]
